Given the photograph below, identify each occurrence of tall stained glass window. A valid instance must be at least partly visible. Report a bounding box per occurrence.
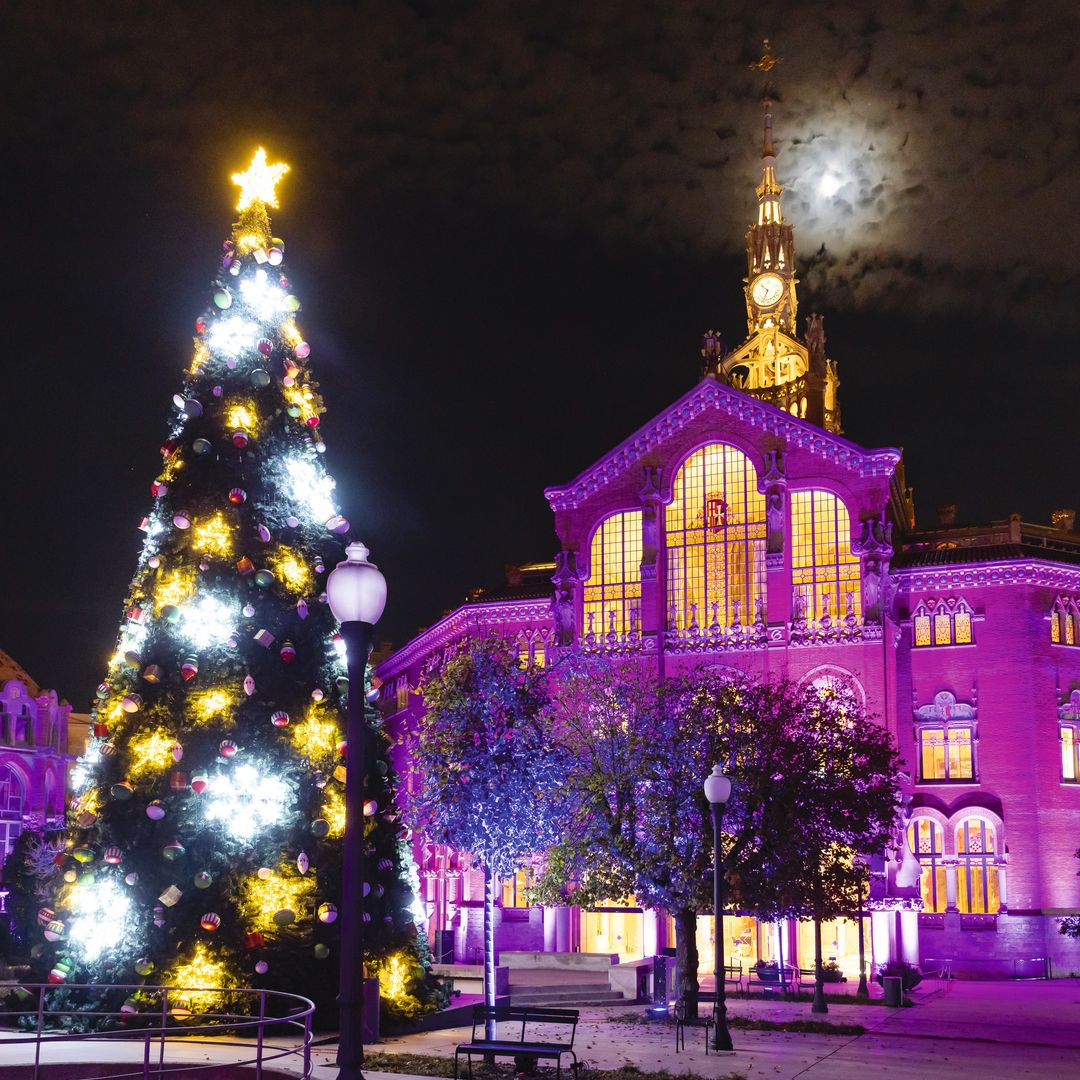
[791,490,861,621]
[907,818,946,913]
[956,818,1000,914]
[0,764,24,861]
[582,511,642,637]
[665,444,766,629]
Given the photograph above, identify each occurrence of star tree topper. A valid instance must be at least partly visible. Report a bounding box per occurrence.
[232,147,290,211]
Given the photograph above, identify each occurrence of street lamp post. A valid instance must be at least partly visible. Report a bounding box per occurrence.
[855,855,869,997]
[326,541,388,1080]
[703,764,734,1053]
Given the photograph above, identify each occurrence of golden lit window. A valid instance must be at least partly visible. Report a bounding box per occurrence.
[912,598,974,647]
[1052,600,1079,646]
[907,818,946,914]
[501,866,533,908]
[790,489,861,621]
[665,444,766,629]
[582,511,642,637]
[956,818,1000,915]
[917,725,974,782]
[517,631,547,669]
[1061,725,1078,782]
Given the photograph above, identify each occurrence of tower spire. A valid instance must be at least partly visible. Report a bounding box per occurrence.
[704,39,843,434]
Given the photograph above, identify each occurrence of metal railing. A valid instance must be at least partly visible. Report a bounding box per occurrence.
[0,982,315,1079]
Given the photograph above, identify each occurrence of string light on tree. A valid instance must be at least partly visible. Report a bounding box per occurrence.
[9,144,446,1032]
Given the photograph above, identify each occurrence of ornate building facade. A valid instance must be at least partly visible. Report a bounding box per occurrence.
[377,96,1080,980]
[0,650,73,900]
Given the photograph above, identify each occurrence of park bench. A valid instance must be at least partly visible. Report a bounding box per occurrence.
[454,1004,579,1079]
[748,964,795,994]
[795,967,821,993]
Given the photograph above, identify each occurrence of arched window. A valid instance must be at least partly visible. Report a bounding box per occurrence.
[665,444,766,629]
[0,764,25,860]
[790,490,861,621]
[1051,598,1079,646]
[907,818,946,913]
[582,511,642,637]
[914,598,974,647]
[956,817,1000,914]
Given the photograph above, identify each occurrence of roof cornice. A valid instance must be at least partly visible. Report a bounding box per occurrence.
[375,597,553,680]
[544,378,900,512]
[896,558,1080,592]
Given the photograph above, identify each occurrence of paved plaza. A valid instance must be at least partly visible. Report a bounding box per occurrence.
[2,977,1079,1078]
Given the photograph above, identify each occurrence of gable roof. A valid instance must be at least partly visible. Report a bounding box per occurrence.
[0,648,41,696]
[544,377,901,512]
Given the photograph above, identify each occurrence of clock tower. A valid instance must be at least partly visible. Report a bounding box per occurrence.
[703,43,842,434]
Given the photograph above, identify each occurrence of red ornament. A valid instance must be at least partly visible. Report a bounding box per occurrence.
[200,912,221,932]
[243,931,265,950]
[93,722,109,738]
[257,338,273,356]
[236,556,255,576]
[279,642,297,664]
[231,431,249,448]
[305,415,320,428]
[228,487,247,505]
[181,657,199,681]
[195,318,206,334]
[271,710,290,728]
[169,770,188,792]
[219,739,238,758]
[103,847,122,865]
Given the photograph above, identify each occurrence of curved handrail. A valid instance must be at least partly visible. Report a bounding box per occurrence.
[0,982,317,1080]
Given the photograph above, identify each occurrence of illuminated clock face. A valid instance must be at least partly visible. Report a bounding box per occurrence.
[751,273,784,308]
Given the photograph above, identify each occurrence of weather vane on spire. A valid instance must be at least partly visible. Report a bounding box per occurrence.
[751,38,781,77]
[232,147,290,212]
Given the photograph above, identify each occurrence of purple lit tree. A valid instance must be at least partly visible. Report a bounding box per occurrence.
[405,637,571,1036]
[535,660,899,1017]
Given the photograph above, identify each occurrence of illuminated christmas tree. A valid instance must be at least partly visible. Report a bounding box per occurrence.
[19,150,441,1023]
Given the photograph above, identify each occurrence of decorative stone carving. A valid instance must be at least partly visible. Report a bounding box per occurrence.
[853,514,894,624]
[762,449,786,556]
[551,550,579,647]
[639,465,663,580]
[806,312,827,376]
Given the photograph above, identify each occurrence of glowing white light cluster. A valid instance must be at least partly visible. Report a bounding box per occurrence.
[240,269,286,320]
[67,879,132,962]
[284,456,337,523]
[180,595,236,649]
[209,316,258,355]
[70,748,101,794]
[818,172,842,198]
[204,763,293,841]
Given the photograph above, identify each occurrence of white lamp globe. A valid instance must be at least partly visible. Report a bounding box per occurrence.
[326,541,387,625]
[703,764,732,806]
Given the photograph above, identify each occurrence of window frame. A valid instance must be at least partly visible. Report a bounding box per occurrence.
[916,723,976,783]
[912,597,975,648]
[664,443,767,631]
[790,488,862,622]
[582,509,643,638]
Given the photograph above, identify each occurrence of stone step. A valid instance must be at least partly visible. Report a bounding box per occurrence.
[509,989,627,1006]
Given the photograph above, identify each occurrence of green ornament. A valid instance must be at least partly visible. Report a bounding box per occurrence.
[314,944,330,960]
[273,908,296,927]
[310,819,330,838]
[135,958,155,976]
[254,570,275,588]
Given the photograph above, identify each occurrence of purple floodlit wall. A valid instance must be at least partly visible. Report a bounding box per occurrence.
[378,377,1080,978]
[0,678,71,886]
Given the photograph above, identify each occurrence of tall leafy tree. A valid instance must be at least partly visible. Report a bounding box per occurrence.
[405,637,571,1037]
[536,660,899,1016]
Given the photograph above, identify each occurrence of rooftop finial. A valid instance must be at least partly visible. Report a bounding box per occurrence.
[750,40,782,159]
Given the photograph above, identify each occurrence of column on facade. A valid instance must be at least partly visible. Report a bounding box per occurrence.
[762,450,790,630]
[870,910,897,966]
[944,859,958,912]
[638,466,665,642]
[898,910,920,965]
[854,514,893,626]
[997,861,1008,913]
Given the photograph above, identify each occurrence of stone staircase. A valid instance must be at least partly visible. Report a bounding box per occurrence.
[508,981,628,1007]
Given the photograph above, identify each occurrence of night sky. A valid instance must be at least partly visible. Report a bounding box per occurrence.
[2,1,1078,705]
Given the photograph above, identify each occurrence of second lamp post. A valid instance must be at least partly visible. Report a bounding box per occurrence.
[703,764,734,1053]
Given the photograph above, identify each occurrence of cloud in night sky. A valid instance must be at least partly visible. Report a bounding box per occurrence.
[5,0,1078,328]
[4,0,1080,701]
